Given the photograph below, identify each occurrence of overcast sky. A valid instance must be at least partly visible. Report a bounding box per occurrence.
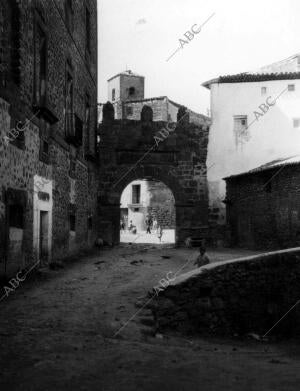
[97,0,300,115]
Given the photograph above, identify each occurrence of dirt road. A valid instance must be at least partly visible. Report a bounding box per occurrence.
[0,245,299,390]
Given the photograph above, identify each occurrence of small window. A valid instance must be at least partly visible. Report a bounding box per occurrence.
[134,208,139,212]
[261,86,267,95]
[234,115,248,132]
[70,214,76,232]
[132,184,141,204]
[88,216,92,229]
[9,205,24,229]
[288,84,295,91]
[112,88,115,101]
[293,118,300,128]
[126,106,133,116]
[129,87,135,96]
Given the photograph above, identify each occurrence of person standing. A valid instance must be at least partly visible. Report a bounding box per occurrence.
[194,247,210,268]
[146,218,151,234]
[157,225,163,242]
[153,218,158,232]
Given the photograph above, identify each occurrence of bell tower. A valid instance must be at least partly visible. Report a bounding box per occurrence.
[107,70,145,103]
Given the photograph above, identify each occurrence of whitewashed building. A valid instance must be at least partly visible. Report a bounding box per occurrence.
[202,53,300,229]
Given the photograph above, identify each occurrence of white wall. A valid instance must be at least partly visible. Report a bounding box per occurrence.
[107,76,120,103]
[207,79,300,223]
[120,180,151,231]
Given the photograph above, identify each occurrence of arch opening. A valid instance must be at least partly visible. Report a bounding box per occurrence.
[120,178,176,245]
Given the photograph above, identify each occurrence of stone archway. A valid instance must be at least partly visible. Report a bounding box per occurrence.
[98,103,210,245]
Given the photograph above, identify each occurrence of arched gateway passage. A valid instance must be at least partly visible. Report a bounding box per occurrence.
[120,178,176,244]
[97,103,210,245]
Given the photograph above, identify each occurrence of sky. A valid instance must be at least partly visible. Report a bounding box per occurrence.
[97,0,300,115]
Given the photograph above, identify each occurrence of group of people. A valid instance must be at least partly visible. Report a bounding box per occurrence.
[120,219,137,234]
[120,215,164,242]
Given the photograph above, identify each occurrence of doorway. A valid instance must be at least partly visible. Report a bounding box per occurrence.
[39,211,49,262]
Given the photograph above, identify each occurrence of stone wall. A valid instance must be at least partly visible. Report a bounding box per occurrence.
[0,0,98,277]
[112,98,168,121]
[148,180,175,228]
[98,108,210,245]
[152,248,300,337]
[225,164,300,249]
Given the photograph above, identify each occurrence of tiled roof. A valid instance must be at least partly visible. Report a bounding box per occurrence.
[203,72,300,88]
[224,155,300,180]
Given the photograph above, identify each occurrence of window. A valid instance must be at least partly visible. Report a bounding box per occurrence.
[88,216,93,229]
[43,140,49,154]
[141,105,153,122]
[261,86,267,95]
[288,84,295,91]
[65,62,74,138]
[112,88,115,101]
[9,204,23,228]
[69,214,76,232]
[126,106,133,116]
[293,118,300,128]
[39,118,50,163]
[74,114,83,146]
[85,7,91,53]
[234,115,248,132]
[65,0,73,32]
[134,207,139,212]
[132,184,141,204]
[34,23,47,105]
[129,87,135,96]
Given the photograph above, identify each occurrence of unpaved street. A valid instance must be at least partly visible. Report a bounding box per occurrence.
[0,245,299,391]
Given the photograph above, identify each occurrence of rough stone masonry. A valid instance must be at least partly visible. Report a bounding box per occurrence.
[152,247,300,337]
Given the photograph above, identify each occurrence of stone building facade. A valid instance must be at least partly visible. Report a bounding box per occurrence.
[0,0,98,278]
[224,156,300,250]
[98,103,210,245]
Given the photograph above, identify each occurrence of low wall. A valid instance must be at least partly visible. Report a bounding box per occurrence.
[152,248,300,336]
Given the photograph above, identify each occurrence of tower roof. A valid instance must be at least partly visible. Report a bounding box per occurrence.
[107,70,144,82]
